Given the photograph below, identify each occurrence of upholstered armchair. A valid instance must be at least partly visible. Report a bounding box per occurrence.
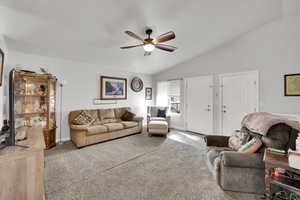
[147,106,170,131]
[205,123,298,194]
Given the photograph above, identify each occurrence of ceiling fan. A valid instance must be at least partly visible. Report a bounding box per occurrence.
[120,28,177,56]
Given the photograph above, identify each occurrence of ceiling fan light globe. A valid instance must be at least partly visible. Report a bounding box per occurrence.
[143,44,155,52]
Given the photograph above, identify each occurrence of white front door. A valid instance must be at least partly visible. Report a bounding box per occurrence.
[220,71,259,136]
[185,75,213,134]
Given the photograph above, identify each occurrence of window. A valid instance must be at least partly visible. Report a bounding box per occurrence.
[156,81,169,106]
[168,80,181,114]
[156,80,182,114]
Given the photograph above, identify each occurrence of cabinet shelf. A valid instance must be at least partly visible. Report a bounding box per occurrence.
[16,112,48,116]
[15,94,47,97]
[272,174,300,193]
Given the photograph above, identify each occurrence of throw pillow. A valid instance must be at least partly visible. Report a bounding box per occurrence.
[157,109,167,118]
[72,111,95,125]
[228,130,250,151]
[238,137,263,153]
[121,111,136,121]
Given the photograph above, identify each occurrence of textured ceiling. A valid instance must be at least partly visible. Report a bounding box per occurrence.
[0,0,282,74]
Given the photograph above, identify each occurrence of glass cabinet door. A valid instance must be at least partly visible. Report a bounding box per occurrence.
[48,78,57,130]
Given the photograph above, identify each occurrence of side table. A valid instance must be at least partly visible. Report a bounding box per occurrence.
[263,149,300,200]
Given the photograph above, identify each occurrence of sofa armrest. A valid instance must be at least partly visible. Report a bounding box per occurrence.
[70,124,89,131]
[204,135,230,147]
[132,116,143,122]
[221,151,264,169]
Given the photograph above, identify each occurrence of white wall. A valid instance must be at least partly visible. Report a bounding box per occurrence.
[154,13,300,133]
[0,35,8,128]
[5,51,153,141]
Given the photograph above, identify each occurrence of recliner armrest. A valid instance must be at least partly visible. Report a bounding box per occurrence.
[221,151,264,169]
[204,135,230,147]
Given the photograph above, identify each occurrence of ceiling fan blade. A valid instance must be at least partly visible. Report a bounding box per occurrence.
[155,44,177,52]
[156,31,175,43]
[120,44,144,49]
[144,51,151,56]
[125,31,145,43]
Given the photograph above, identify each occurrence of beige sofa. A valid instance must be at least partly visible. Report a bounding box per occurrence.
[69,107,143,148]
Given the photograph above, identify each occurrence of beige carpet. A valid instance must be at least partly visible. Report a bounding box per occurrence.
[45,130,257,200]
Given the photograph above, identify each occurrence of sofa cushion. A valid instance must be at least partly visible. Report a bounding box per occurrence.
[121,111,136,121]
[72,111,95,125]
[70,124,89,131]
[93,119,120,125]
[121,121,138,129]
[104,123,124,132]
[86,125,108,135]
[100,109,115,120]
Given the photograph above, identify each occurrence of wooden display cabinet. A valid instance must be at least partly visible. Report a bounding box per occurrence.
[13,70,57,149]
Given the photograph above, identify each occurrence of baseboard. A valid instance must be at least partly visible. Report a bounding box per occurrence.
[170,126,186,131]
[56,137,70,143]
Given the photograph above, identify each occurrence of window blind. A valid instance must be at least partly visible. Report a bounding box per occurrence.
[168,80,181,96]
[156,81,169,106]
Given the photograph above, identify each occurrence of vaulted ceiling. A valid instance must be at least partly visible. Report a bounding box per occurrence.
[0,0,282,74]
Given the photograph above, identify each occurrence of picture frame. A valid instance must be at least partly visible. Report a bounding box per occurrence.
[100,76,127,100]
[284,73,300,96]
[0,48,4,86]
[145,87,152,100]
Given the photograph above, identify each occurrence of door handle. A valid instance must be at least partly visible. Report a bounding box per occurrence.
[223,110,227,113]
[205,108,211,111]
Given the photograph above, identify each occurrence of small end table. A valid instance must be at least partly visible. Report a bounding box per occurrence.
[263,149,300,199]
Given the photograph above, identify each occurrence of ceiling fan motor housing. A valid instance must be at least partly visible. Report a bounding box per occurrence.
[145,29,153,36]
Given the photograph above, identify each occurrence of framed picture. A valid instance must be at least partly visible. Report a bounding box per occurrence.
[284,74,300,96]
[145,87,152,100]
[0,48,4,86]
[100,76,127,100]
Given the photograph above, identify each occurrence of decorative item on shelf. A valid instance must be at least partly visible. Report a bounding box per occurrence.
[15,99,23,114]
[100,76,127,100]
[15,126,27,141]
[0,47,4,86]
[36,84,46,95]
[284,73,300,96]
[40,67,49,74]
[131,77,143,92]
[145,87,152,100]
